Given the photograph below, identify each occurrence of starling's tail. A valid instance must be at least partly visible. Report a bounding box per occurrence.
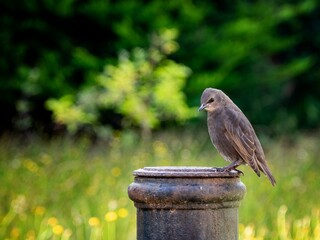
[258,161,276,186]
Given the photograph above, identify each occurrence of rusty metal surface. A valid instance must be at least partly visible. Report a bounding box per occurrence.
[137,208,238,240]
[133,166,240,178]
[129,167,246,209]
[128,166,246,240]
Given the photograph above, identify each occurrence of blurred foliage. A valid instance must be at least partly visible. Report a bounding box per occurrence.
[0,0,320,134]
[183,0,320,134]
[46,95,96,133]
[46,29,195,136]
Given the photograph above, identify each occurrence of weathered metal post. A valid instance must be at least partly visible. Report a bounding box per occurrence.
[128,167,246,240]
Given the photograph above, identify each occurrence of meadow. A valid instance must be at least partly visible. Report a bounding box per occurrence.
[0,130,319,240]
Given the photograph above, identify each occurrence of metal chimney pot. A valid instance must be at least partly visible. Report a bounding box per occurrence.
[128,167,246,240]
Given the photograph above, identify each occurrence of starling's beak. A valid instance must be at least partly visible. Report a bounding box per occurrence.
[198,104,206,111]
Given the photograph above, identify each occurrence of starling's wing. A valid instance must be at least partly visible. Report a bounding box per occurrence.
[223,109,261,176]
[223,108,276,186]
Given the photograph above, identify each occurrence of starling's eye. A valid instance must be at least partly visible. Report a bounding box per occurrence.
[208,98,214,103]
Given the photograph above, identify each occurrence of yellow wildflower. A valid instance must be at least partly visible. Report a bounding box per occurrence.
[88,217,100,227]
[47,217,58,226]
[315,224,320,239]
[52,225,64,235]
[10,227,20,238]
[26,230,35,240]
[34,206,45,216]
[118,208,128,218]
[22,159,39,173]
[105,211,118,222]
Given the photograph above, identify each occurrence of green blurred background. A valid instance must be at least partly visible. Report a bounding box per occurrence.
[1,0,320,135]
[1,0,320,239]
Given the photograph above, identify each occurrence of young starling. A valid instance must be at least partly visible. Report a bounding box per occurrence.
[199,88,276,186]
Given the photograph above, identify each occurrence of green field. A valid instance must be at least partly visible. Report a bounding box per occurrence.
[0,131,319,240]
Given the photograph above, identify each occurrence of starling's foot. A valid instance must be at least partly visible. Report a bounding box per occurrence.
[213,167,244,176]
[232,168,244,176]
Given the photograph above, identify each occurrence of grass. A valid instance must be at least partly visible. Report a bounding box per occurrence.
[0,130,319,239]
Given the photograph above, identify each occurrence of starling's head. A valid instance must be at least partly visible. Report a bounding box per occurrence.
[199,88,227,112]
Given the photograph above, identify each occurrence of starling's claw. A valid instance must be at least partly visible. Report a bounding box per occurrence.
[213,166,244,176]
[233,169,244,176]
[224,167,244,176]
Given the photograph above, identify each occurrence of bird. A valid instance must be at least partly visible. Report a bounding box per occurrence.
[199,88,276,186]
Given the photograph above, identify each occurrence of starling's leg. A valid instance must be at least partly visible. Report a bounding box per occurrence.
[218,160,244,175]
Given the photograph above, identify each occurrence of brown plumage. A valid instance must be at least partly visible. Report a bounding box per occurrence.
[199,88,276,186]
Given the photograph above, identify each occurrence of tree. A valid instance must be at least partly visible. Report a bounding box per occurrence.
[46,29,196,137]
